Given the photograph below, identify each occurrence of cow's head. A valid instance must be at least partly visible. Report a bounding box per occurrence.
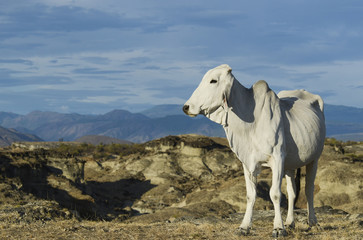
[183,64,234,125]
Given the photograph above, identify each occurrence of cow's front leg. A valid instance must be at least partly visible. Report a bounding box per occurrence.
[237,166,257,236]
[270,153,287,237]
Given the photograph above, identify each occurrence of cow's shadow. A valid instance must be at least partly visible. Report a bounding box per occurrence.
[0,152,156,220]
[257,180,288,209]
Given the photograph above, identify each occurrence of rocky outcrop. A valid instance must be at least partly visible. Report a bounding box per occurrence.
[0,135,362,222]
[11,142,79,151]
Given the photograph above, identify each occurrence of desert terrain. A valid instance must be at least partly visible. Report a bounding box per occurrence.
[0,135,362,239]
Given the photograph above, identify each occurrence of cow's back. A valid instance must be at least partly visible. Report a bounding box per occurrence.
[278,90,326,170]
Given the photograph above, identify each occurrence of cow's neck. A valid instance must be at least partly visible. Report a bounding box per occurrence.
[223,79,259,173]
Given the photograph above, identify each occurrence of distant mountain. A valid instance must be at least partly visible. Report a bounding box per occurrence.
[140,104,182,118]
[75,135,133,145]
[0,109,222,143]
[0,126,43,147]
[324,105,363,139]
[330,133,363,142]
[0,112,21,123]
[0,111,90,131]
[324,104,363,123]
[98,109,148,121]
[0,103,361,142]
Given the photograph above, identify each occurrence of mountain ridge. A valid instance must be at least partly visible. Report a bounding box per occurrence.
[0,104,361,143]
[0,126,43,147]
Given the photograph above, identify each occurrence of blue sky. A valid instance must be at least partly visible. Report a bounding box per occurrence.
[0,0,362,114]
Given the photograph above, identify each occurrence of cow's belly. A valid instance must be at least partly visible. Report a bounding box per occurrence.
[282,104,325,170]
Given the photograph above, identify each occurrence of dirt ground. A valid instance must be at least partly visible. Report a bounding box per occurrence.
[0,208,362,239]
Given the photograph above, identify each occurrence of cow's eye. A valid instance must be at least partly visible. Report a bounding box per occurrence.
[210,79,217,84]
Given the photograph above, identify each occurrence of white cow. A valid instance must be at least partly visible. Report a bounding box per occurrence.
[183,64,325,237]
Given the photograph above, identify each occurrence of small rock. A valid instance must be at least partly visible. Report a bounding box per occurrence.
[168,217,176,223]
[348,213,362,220]
[123,206,132,212]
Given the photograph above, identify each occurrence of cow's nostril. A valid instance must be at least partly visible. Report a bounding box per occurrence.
[182,105,189,114]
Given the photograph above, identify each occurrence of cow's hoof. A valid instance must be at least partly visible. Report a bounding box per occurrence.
[235,227,250,236]
[308,217,318,227]
[307,223,322,231]
[286,222,295,229]
[272,228,287,238]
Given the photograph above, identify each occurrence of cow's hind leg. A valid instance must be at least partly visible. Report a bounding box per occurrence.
[237,166,257,236]
[285,169,296,229]
[305,158,319,227]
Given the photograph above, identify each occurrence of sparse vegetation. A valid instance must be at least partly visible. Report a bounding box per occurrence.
[51,142,147,159]
[325,137,342,146]
[323,138,363,163]
[54,143,94,156]
[325,137,360,147]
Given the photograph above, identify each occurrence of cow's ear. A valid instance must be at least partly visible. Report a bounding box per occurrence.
[224,64,232,74]
[219,64,232,73]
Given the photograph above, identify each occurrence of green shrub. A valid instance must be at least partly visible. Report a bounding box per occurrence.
[325,138,343,146]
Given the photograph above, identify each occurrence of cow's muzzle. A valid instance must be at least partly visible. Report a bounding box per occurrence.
[182,105,190,114]
[182,105,197,117]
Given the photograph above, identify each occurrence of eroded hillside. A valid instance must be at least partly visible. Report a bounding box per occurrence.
[0,135,362,239]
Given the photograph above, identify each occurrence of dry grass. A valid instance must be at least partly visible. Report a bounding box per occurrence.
[1,213,361,240]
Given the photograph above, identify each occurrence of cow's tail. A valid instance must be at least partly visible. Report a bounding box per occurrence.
[294,168,301,207]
